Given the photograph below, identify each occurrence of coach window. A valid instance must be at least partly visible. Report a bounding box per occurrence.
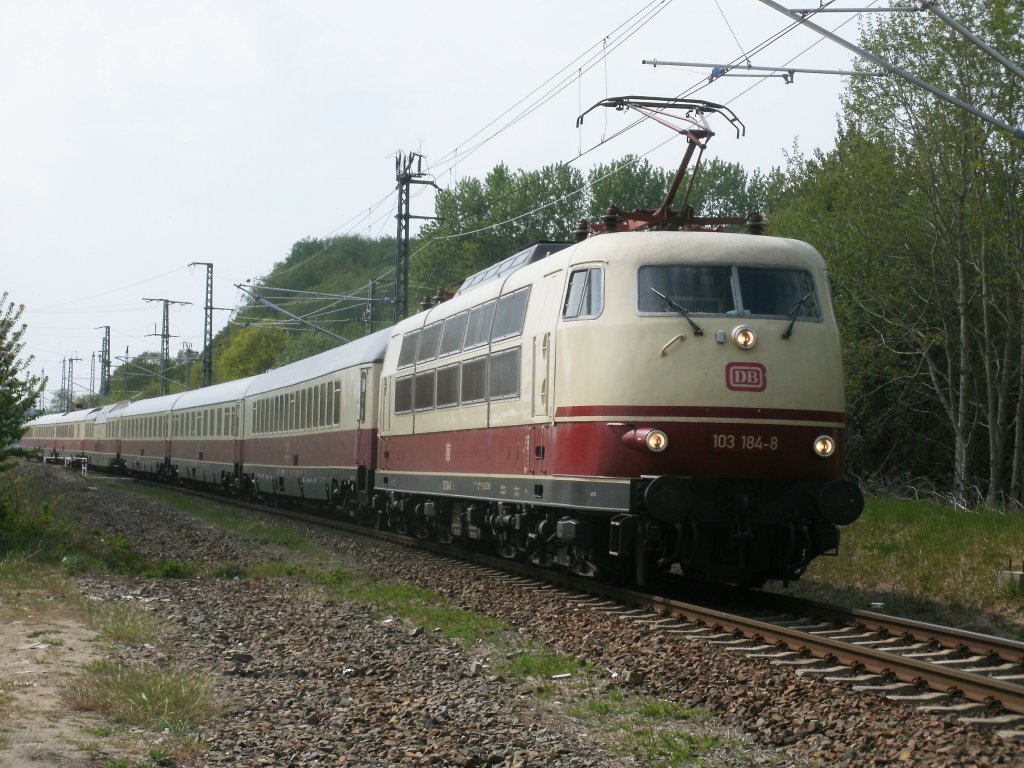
[461,356,488,403]
[491,288,531,341]
[335,380,343,425]
[320,383,328,427]
[398,331,419,369]
[489,347,521,400]
[416,322,443,363]
[395,375,413,414]
[439,312,469,356]
[464,301,496,350]
[563,267,604,319]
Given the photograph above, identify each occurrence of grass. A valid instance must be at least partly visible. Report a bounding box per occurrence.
[497,648,584,681]
[86,600,171,648]
[560,687,740,766]
[777,495,1024,635]
[321,567,511,646]
[129,484,312,550]
[62,658,222,732]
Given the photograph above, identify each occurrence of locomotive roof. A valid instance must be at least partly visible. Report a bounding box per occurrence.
[245,327,391,396]
[568,230,826,268]
[456,241,571,294]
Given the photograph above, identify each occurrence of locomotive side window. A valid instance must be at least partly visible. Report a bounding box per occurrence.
[489,347,521,400]
[398,331,419,368]
[414,370,436,411]
[395,375,413,414]
[416,322,443,363]
[563,267,604,319]
[436,364,460,407]
[461,357,488,403]
[736,267,820,319]
[439,312,468,357]
[491,287,531,341]
[637,265,734,314]
[464,301,496,349]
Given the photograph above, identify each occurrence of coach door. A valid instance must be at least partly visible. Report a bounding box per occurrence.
[354,368,373,466]
[532,269,563,419]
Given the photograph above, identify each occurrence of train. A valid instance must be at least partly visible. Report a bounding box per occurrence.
[20,97,863,588]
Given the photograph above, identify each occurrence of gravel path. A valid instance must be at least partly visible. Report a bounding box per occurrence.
[20,462,1024,766]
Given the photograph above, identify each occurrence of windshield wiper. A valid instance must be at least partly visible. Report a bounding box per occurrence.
[782,291,813,339]
[650,288,704,336]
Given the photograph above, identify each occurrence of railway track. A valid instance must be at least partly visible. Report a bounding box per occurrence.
[146,479,1024,736]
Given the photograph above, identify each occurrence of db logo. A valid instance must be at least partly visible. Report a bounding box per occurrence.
[726,362,766,391]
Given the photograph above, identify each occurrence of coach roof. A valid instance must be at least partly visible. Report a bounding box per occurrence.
[244,328,391,397]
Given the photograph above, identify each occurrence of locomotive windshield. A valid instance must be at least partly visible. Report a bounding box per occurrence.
[637,265,821,320]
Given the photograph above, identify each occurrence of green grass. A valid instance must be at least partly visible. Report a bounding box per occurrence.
[322,567,510,646]
[62,659,222,732]
[782,495,1024,635]
[130,484,313,550]
[564,689,732,766]
[497,648,584,681]
[86,600,171,647]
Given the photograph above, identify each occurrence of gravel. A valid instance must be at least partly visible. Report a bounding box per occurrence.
[22,462,1024,766]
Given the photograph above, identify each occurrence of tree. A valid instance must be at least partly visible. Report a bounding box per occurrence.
[412,163,585,297]
[0,292,46,470]
[215,326,289,382]
[773,0,1024,503]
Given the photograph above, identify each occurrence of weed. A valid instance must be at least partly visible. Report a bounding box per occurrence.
[567,690,722,767]
[213,561,244,579]
[497,648,583,681]
[86,601,170,647]
[321,569,510,646]
[63,659,222,732]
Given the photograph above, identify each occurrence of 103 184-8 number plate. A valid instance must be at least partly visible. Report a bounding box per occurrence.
[711,433,779,452]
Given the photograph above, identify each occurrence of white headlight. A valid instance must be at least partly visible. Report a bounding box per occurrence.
[732,325,757,350]
[645,429,669,452]
[813,435,836,457]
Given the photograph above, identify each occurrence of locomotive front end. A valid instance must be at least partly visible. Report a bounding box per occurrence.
[551,231,862,587]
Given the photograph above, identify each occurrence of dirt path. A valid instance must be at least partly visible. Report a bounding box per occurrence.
[0,615,110,767]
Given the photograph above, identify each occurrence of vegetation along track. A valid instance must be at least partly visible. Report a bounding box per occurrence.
[150,478,1024,739]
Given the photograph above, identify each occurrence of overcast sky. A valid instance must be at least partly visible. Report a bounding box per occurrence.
[1,0,867,405]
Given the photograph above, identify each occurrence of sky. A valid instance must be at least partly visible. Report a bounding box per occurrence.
[1,0,870,406]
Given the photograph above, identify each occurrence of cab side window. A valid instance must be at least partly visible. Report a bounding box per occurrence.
[562,267,604,319]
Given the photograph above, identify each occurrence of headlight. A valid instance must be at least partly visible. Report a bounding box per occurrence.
[813,435,836,457]
[645,429,669,452]
[732,325,757,350]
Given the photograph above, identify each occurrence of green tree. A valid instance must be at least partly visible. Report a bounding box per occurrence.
[773,0,1024,503]
[0,292,46,469]
[412,163,586,298]
[215,326,289,382]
